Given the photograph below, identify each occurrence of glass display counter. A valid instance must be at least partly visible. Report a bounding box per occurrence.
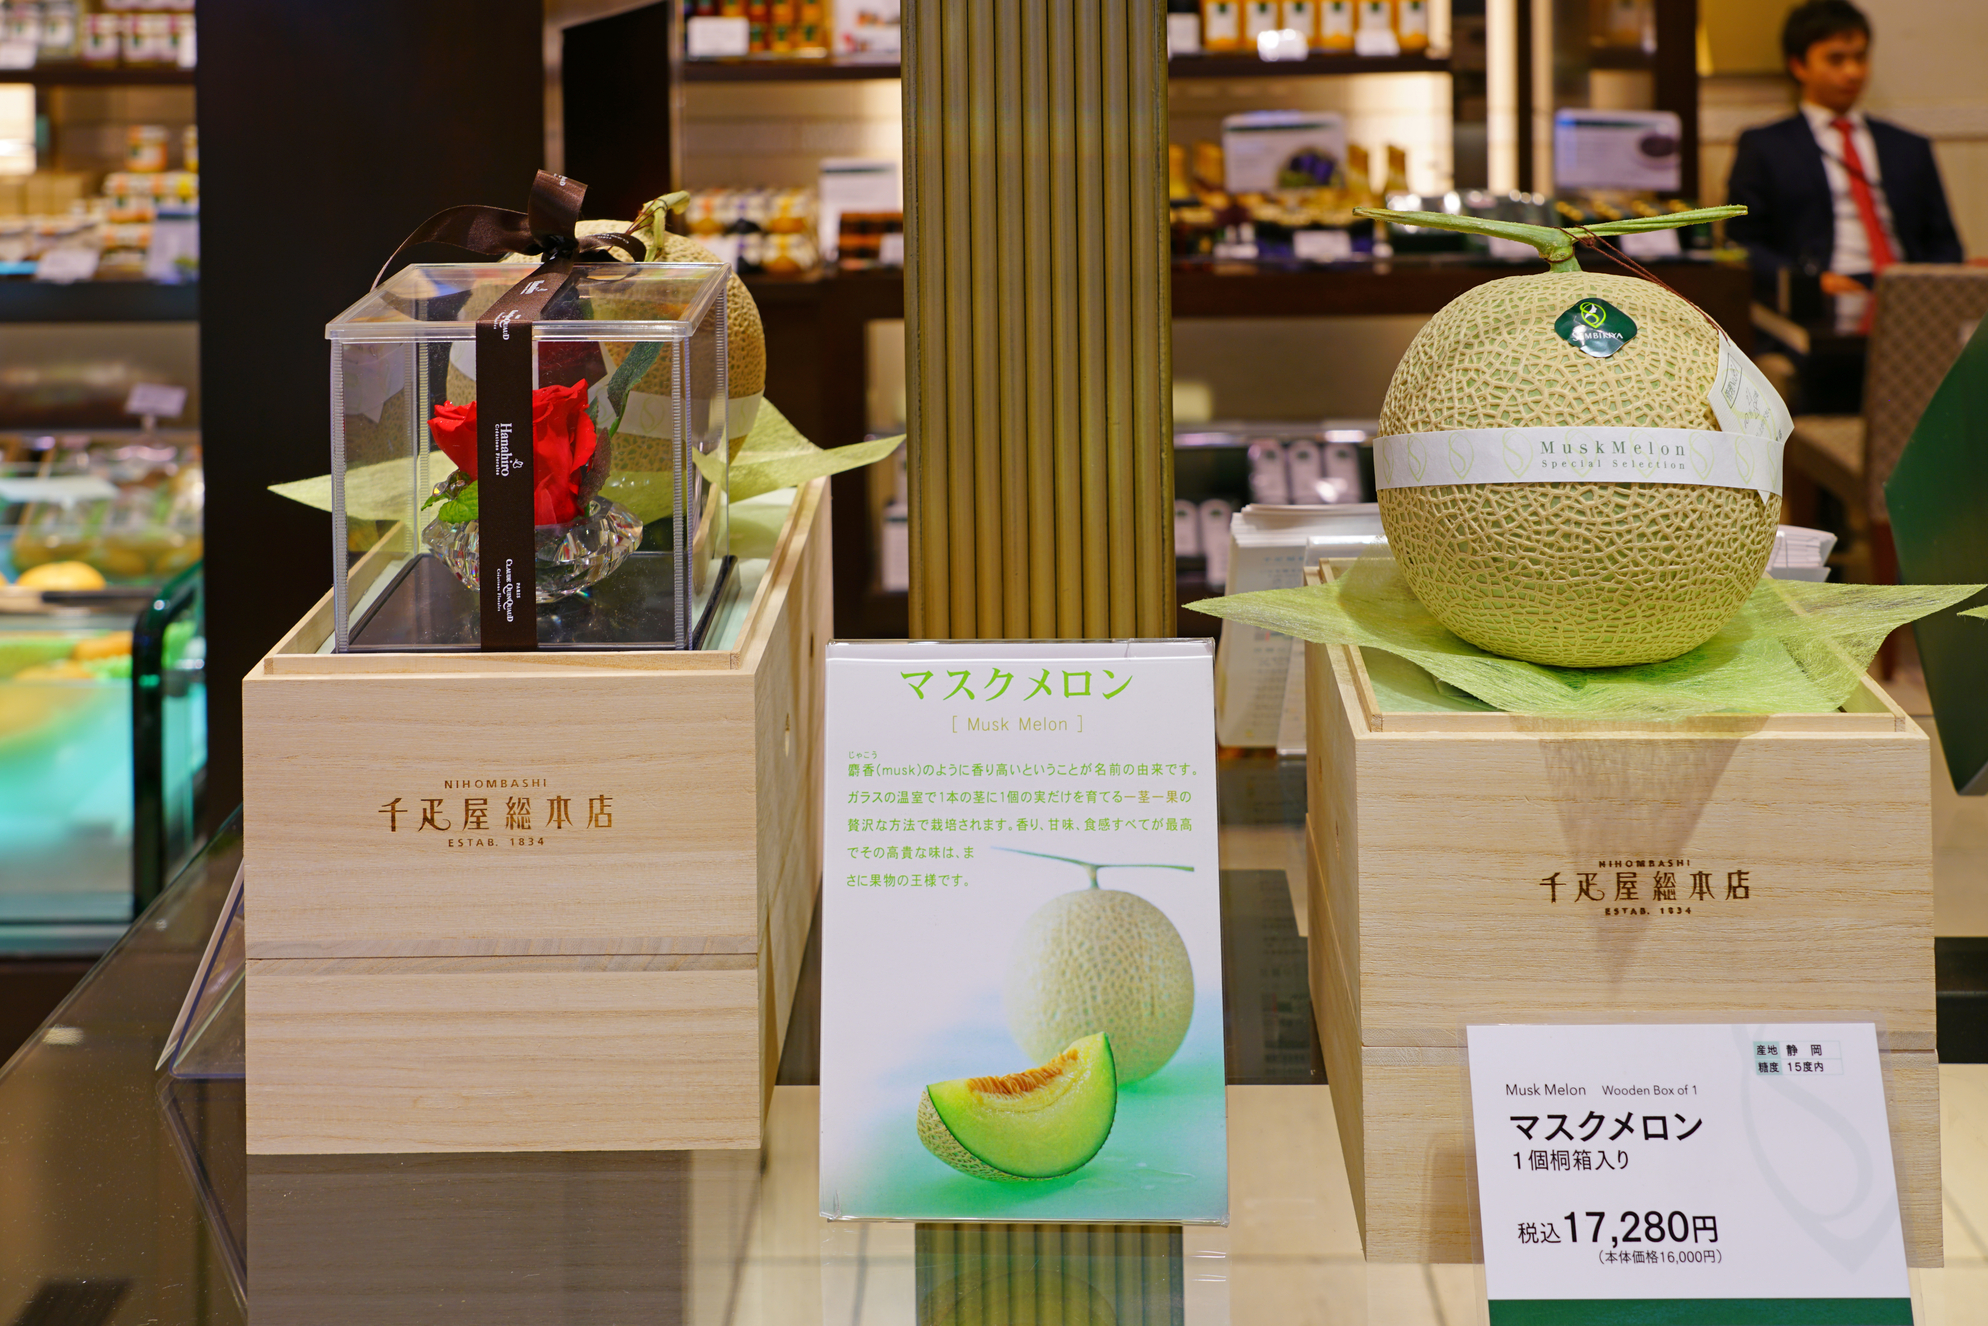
[2,764,1985,1325]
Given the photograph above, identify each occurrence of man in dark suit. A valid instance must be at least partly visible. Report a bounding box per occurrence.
[1726,0,1965,295]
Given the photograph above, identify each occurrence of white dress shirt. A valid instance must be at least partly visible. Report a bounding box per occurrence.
[1800,101,1903,276]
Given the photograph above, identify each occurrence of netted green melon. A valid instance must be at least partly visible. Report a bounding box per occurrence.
[1358,205,1776,667]
[487,193,767,467]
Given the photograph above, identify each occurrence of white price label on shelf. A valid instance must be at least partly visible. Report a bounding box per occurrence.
[685,15,750,58]
[1469,1023,1909,1324]
[1293,229,1353,262]
[34,247,99,284]
[125,382,188,419]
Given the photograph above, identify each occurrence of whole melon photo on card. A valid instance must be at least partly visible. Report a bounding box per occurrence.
[818,642,1228,1224]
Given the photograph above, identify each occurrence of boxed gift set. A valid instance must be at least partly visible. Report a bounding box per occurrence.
[1194,204,1976,1267]
[241,174,829,1154]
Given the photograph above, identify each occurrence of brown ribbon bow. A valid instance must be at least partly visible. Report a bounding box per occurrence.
[371,170,645,289]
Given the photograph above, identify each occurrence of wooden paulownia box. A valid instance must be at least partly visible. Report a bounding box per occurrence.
[240,479,831,1154]
[1301,562,1940,1266]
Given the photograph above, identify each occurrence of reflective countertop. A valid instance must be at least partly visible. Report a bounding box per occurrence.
[5,758,1988,1325]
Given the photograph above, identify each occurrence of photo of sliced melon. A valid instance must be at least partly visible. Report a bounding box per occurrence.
[916,1033,1118,1182]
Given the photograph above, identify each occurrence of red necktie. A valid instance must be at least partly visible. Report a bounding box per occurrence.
[1833,117,1896,271]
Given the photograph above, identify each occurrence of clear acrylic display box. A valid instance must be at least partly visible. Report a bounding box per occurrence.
[325,261,733,652]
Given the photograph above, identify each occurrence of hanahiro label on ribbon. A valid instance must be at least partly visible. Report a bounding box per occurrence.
[1371,426,1784,502]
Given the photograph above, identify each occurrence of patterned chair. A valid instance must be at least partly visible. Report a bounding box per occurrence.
[1783,266,1988,584]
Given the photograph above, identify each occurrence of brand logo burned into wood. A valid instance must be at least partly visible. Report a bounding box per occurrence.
[1534,858,1755,917]
[377,784,618,847]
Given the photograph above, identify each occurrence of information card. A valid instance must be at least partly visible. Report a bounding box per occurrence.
[1468,1022,1911,1325]
[820,640,1227,1222]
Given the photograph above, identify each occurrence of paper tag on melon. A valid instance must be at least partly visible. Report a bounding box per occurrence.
[1372,426,1782,502]
[1704,332,1791,507]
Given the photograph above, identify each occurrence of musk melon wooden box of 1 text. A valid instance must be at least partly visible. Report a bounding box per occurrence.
[239,479,832,1155]
[1299,560,1940,1267]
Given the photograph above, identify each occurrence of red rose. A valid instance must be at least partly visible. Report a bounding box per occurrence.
[428,400,479,479]
[427,381,599,526]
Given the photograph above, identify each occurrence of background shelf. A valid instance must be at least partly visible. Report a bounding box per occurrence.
[0,282,199,322]
[683,51,1452,82]
[0,66,197,88]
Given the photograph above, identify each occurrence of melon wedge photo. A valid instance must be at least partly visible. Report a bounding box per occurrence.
[916,1033,1118,1182]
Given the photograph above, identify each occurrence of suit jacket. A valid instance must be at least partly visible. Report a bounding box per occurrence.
[1726,113,1965,277]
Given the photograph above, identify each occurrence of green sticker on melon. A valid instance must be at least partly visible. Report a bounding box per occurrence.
[1554,297,1638,358]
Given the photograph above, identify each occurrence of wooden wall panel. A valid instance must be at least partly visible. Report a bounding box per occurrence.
[902,0,1175,639]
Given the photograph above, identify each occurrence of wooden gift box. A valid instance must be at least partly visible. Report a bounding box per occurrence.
[240,479,831,1154]
[1301,562,1940,1266]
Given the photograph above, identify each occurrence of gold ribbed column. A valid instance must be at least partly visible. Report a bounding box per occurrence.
[903,0,1174,639]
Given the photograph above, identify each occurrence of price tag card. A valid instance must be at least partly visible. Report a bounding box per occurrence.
[820,640,1227,1223]
[1468,1023,1910,1325]
[124,381,189,419]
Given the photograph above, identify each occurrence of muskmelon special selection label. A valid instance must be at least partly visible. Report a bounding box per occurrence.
[819,640,1228,1223]
[1372,425,1785,502]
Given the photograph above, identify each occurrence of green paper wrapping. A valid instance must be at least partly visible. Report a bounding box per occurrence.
[1190,552,1983,721]
[270,399,904,524]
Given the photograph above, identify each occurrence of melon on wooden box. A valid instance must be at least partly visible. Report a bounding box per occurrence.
[1357,205,1784,668]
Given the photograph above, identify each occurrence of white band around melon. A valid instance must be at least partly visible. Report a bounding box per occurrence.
[1372,427,1783,502]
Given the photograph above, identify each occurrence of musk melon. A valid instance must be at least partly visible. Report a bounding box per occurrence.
[1358,205,1776,668]
[493,195,766,459]
[1003,853,1195,1083]
[917,1032,1117,1181]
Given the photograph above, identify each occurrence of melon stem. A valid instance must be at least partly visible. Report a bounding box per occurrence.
[997,847,1195,889]
[1352,204,1746,273]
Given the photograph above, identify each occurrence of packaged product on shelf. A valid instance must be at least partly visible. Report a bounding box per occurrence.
[835,0,898,56]
[37,0,77,62]
[1243,0,1279,44]
[1354,0,1398,56]
[123,11,172,65]
[1200,0,1241,52]
[795,0,826,52]
[835,210,901,271]
[1397,0,1428,50]
[746,0,771,53]
[1,2,41,51]
[1165,1,1201,57]
[769,0,794,53]
[79,13,118,66]
[181,126,196,173]
[170,12,193,67]
[1595,0,1652,49]
[1221,111,1346,193]
[1282,1,1318,44]
[1318,0,1354,48]
[126,125,169,173]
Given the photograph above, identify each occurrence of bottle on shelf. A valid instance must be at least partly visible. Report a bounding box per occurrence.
[1201,0,1242,52]
[1355,0,1399,56]
[1242,0,1279,46]
[1397,0,1429,51]
[1318,0,1354,49]
[79,12,119,67]
[38,0,79,63]
[1282,1,1318,47]
[2,2,43,53]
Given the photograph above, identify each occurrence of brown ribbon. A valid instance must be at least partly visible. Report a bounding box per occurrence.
[374,171,645,651]
[370,170,646,290]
